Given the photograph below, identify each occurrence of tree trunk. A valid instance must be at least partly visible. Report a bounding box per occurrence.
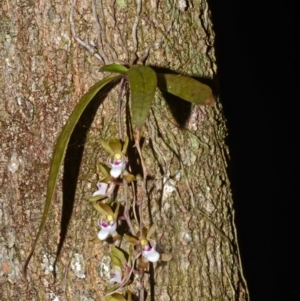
[0,1,249,300]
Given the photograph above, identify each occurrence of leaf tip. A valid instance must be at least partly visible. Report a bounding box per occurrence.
[205,94,215,106]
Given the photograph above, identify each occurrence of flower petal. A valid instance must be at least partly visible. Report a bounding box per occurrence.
[110,161,126,178]
[97,229,110,240]
[142,247,160,263]
[92,182,108,196]
[109,267,122,284]
[98,222,117,240]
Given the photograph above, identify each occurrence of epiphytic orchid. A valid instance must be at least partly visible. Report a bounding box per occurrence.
[89,164,116,202]
[101,138,129,178]
[93,202,120,240]
[124,224,160,263]
[139,225,160,263]
[141,242,160,263]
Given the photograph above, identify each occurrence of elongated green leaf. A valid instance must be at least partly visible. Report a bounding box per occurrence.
[100,63,128,74]
[156,73,213,105]
[113,202,120,221]
[100,139,115,155]
[124,234,139,245]
[127,65,157,128]
[109,139,122,154]
[94,203,114,216]
[111,246,127,263]
[110,254,122,267]
[123,171,136,183]
[99,163,110,178]
[92,202,105,213]
[23,74,121,278]
[89,195,105,202]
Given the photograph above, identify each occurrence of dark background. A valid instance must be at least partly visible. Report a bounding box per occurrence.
[208,1,297,300]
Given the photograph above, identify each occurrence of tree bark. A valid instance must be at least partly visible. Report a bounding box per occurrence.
[0,1,249,300]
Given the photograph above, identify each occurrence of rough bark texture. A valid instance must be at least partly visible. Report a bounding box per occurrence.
[0,1,249,300]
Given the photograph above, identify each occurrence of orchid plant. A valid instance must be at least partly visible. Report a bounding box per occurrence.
[23,63,213,301]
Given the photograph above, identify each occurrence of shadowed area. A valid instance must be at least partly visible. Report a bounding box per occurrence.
[208,0,297,299]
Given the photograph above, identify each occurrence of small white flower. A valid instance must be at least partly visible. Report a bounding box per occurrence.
[109,160,126,178]
[142,246,160,263]
[97,220,117,240]
[92,182,108,196]
[109,266,122,284]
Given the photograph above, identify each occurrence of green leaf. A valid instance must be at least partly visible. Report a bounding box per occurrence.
[109,139,122,154]
[127,65,157,128]
[123,171,136,183]
[112,294,127,301]
[124,234,139,245]
[106,293,127,301]
[101,140,115,155]
[89,194,105,202]
[111,246,127,263]
[100,63,128,74]
[113,201,120,221]
[110,254,122,267]
[156,73,213,105]
[99,163,111,178]
[92,202,104,213]
[23,74,121,278]
[94,203,114,216]
[128,245,134,259]
[140,227,148,239]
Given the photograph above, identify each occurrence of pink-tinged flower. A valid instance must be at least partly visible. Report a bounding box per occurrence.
[109,266,122,284]
[124,225,160,263]
[139,225,160,262]
[141,243,160,263]
[108,155,127,178]
[94,203,120,241]
[89,163,117,202]
[93,182,108,196]
[89,181,117,202]
[98,219,117,240]
[100,138,129,178]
